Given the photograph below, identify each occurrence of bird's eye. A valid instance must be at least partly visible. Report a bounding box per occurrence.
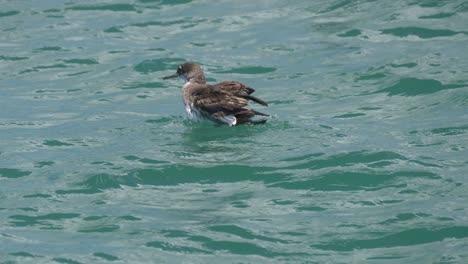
[176,66,183,74]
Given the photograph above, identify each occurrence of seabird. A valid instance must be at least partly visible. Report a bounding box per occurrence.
[163,62,269,126]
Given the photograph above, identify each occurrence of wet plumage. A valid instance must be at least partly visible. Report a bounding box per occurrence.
[163,62,269,126]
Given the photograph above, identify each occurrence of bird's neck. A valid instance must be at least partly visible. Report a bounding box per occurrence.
[186,74,206,84]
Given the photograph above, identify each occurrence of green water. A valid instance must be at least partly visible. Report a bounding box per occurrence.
[1,0,468,263]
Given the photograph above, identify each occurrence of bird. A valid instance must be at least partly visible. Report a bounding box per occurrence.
[163,62,269,126]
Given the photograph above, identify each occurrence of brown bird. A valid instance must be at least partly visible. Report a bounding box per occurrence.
[163,62,269,126]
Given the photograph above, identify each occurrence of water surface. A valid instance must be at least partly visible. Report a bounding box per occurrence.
[1,0,468,263]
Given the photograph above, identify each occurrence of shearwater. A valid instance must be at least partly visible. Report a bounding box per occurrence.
[163,62,269,126]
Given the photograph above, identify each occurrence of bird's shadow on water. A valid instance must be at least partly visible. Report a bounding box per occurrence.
[183,121,266,142]
[180,120,269,155]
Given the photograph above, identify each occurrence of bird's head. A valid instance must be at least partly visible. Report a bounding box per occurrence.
[163,62,205,84]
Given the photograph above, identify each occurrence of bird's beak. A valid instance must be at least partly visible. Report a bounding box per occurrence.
[163,72,179,80]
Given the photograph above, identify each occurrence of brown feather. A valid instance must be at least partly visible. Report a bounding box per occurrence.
[214,81,255,95]
[193,93,248,112]
[166,62,269,125]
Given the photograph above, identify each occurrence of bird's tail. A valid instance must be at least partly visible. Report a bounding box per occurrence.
[242,95,268,106]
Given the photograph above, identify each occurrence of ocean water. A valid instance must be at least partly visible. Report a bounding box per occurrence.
[1,0,468,263]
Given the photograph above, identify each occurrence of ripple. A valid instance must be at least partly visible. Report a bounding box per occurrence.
[409,124,468,140]
[9,213,80,228]
[358,106,381,111]
[131,18,206,28]
[34,161,55,168]
[161,229,192,238]
[427,125,468,136]
[145,116,175,124]
[0,121,65,129]
[122,82,165,89]
[123,155,169,164]
[156,0,192,5]
[419,12,455,19]
[93,252,119,261]
[416,1,451,8]
[215,66,277,75]
[127,165,285,186]
[380,27,468,39]
[355,72,386,81]
[78,225,120,233]
[43,140,74,147]
[0,55,28,61]
[56,189,100,195]
[269,171,439,191]
[457,2,468,11]
[118,215,141,221]
[146,241,210,254]
[76,173,135,193]
[63,71,90,77]
[284,151,408,170]
[103,26,123,33]
[9,252,42,258]
[296,205,326,212]
[332,113,366,119]
[66,4,137,12]
[20,63,69,74]
[208,225,289,244]
[0,168,32,178]
[43,8,61,13]
[389,62,417,68]
[337,29,362,37]
[83,216,107,221]
[190,42,212,47]
[138,0,192,4]
[34,46,67,52]
[313,226,468,251]
[134,58,185,74]
[62,58,99,65]
[23,193,52,199]
[202,240,306,257]
[378,213,431,225]
[318,0,353,13]
[375,78,466,96]
[0,11,20,17]
[105,17,206,34]
[52,257,82,264]
[261,45,295,53]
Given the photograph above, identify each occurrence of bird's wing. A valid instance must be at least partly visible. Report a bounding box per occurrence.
[189,89,247,126]
[186,82,267,125]
[192,92,248,113]
[212,81,268,106]
[186,83,248,112]
[213,81,255,95]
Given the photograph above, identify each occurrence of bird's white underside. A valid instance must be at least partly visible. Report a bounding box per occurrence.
[183,81,237,126]
[185,103,236,126]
